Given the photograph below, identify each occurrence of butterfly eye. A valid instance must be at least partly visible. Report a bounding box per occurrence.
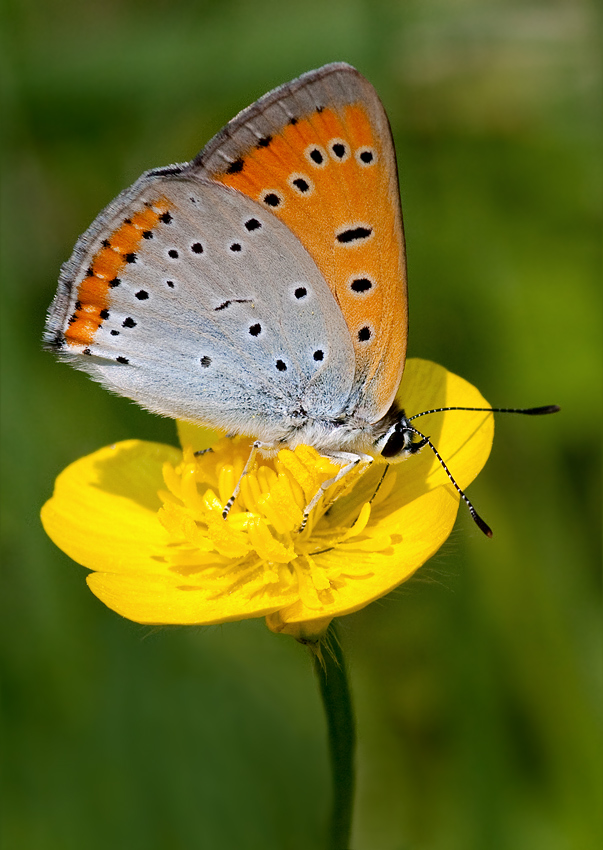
[380,425,415,459]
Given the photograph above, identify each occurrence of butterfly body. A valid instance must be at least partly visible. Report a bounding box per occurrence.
[45,63,416,463]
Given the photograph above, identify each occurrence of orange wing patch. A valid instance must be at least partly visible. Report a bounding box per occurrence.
[215,103,407,417]
[64,200,171,348]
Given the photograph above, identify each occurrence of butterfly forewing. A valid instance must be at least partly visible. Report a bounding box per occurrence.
[189,62,408,423]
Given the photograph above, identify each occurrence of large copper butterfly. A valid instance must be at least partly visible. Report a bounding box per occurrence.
[44,63,558,533]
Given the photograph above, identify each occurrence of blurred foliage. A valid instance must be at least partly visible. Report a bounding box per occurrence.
[1,1,600,848]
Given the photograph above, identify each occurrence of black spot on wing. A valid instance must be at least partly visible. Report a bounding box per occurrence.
[263,192,281,207]
[292,177,310,193]
[214,298,252,311]
[227,158,245,174]
[351,278,373,293]
[337,226,372,244]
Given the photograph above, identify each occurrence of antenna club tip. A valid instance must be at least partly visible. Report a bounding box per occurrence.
[527,404,561,415]
[473,513,494,538]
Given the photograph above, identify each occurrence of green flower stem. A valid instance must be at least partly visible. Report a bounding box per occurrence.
[313,621,356,850]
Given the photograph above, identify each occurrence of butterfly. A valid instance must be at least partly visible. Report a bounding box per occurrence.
[44,62,558,535]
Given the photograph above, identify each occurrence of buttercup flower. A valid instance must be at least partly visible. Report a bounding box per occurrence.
[42,359,494,640]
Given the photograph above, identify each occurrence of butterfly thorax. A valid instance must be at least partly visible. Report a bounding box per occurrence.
[265,401,421,463]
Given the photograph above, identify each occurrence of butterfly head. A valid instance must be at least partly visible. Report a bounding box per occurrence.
[372,405,428,461]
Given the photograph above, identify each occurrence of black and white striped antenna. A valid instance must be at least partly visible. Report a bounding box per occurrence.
[407,405,560,537]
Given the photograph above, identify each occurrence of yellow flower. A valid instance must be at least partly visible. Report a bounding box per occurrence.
[41,359,493,641]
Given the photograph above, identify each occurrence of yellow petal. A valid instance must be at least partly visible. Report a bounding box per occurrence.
[41,440,180,574]
[86,569,298,625]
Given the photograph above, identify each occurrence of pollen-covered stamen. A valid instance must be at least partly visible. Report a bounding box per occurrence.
[156,439,384,605]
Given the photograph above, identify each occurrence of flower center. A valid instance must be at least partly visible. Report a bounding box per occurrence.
[156,437,392,610]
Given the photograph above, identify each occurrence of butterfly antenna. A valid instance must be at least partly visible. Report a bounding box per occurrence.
[407,424,493,537]
[409,404,560,421]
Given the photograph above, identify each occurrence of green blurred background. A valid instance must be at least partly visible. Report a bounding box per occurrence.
[1,1,600,848]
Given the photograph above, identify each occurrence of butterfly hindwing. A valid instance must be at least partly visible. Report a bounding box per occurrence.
[190,62,408,423]
[45,177,355,439]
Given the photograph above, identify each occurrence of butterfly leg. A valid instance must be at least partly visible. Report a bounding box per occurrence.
[299,452,373,531]
[222,440,274,520]
[194,447,213,457]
